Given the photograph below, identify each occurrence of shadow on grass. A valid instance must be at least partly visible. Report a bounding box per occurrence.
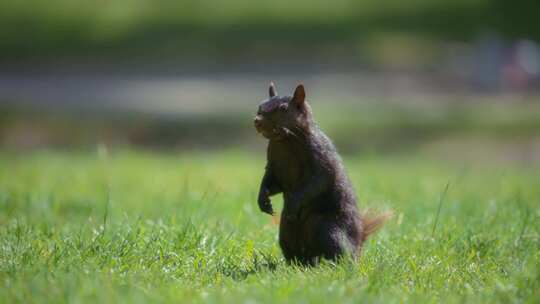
[216,250,280,281]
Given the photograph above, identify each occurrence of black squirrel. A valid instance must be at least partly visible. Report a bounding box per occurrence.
[254,82,390,265]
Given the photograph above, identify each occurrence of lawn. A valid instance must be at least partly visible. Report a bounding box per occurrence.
[0,150,538,303]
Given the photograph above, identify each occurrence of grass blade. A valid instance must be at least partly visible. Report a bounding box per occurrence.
[432,182,450,237]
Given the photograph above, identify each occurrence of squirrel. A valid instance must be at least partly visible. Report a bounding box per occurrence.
[254,82,391,265]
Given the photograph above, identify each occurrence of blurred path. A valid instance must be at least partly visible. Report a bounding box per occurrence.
[0,67,476,114]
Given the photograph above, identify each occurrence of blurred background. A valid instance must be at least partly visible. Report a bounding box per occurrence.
[1,0,540,163]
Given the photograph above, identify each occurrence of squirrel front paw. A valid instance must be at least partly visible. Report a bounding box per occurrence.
[257,194,274,215]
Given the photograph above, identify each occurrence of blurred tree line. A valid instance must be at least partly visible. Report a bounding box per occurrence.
[1,0,538,61]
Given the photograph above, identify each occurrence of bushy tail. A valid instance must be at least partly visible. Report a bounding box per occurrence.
[361,210,394,241]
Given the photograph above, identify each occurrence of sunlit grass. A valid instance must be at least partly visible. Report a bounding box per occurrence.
[0,150,539,303]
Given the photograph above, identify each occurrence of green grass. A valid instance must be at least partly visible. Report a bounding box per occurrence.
[0,150,539,303]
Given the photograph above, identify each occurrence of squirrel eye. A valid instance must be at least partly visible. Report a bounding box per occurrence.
[279,104,288,112]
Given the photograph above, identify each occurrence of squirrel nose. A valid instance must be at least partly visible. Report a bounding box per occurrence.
[254,116,262,126]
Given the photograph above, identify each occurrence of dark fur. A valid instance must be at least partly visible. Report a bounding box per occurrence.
[254,83,388,265]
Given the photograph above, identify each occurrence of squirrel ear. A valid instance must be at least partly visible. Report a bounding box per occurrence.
[269,82,277,98]
[292,84,305,106]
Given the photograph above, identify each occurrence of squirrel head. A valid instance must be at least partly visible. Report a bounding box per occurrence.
[254,82,312,141]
